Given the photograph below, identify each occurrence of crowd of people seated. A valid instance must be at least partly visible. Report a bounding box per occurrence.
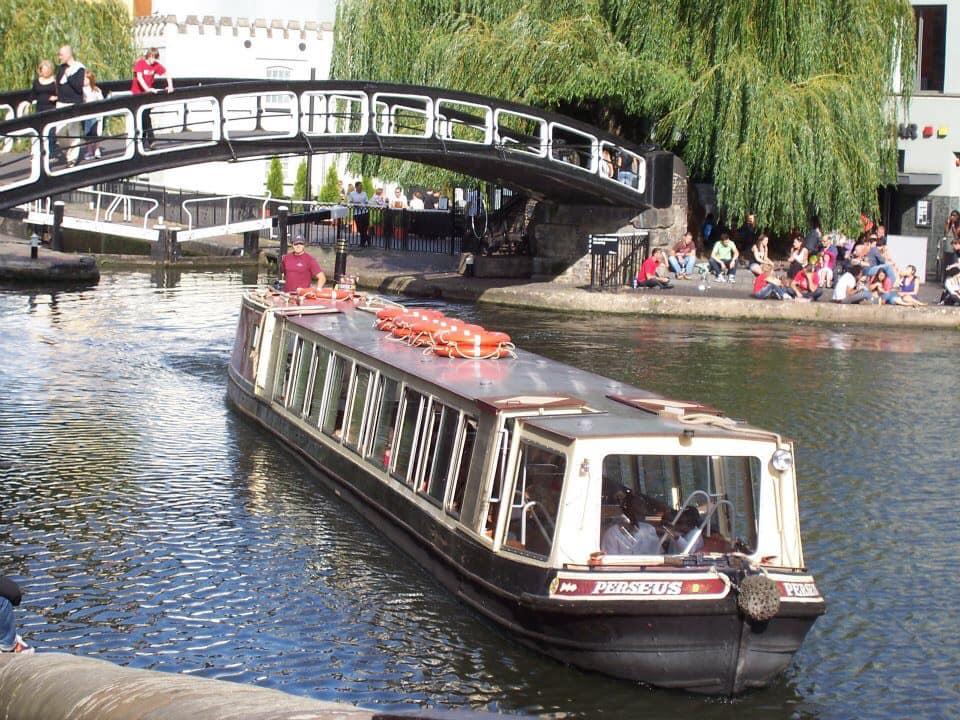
[634,211,960,307]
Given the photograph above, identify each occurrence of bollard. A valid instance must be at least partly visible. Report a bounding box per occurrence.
[30,232,39,260]
[334,234,348,281]
[278,205,289,258]
[52,201,64,252]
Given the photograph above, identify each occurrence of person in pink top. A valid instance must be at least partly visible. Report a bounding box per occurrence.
[280,236,326,292]
[131,48,173,149]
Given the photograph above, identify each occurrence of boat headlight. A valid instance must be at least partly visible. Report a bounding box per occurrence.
[771,449,793,473]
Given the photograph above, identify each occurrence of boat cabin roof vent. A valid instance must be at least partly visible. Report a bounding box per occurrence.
[608,395,724,419]
[478,394,590,414]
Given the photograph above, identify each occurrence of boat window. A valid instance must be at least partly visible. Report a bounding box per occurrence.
[483,418,515,538]
[343,365,373,450]
[288,338,314,415]
[502,442,566,559]
[446,417,477,519]
[418,402,459,504]
[600,454,760,555]
[304,348,331,425]
[272,328,298,404]
[322,355,352,440]
[370,376,401,470]
[392,389,425,483]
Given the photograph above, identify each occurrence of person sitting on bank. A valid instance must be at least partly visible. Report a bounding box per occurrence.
[752,262,795,300]
[747,234,770,277]
[939,236,960,305]
[708,233,738,282]
[668,231,698,279]
[635,248,674,289]
[600,491,662,555]
[0,576,33,654]
[895,265,925,306]
[791,261,823,301]
[280,236,326,293]
[832,265,873,304]
[868,267,897,305]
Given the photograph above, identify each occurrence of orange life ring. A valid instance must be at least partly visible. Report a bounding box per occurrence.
[313,287,353,301]
[432,343,512,359]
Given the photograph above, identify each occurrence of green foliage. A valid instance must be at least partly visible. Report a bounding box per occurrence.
[265,157,285,199]
[318,164,341,203]
[292,159,310,202]
[362,175,375,198]
[332,0,916,232]
[0,0,134,92]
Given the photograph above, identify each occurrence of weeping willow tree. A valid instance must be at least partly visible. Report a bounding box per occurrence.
[332,0,915,232]
[0,0,134,91]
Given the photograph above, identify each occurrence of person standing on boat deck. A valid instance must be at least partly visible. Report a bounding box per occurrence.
[280,236,326,292]
[0,576,33,654]
[601,492,662,555]
[347,181,370,247]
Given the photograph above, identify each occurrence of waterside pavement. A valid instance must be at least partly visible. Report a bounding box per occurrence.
[2,232,957,329]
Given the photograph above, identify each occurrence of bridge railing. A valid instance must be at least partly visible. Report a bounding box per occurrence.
[0,80,669,211]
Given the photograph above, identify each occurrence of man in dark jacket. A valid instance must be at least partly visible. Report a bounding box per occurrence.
[0,576,32,653]
[54,45,86,166]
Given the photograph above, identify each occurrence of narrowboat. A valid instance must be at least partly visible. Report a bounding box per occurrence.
[227,288,825,695]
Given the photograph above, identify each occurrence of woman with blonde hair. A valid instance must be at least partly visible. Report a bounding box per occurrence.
[82,70,104,160]
[31,59,58,156]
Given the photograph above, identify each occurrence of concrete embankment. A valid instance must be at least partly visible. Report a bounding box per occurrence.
[294,246,960,331]
[0,653,492,720]
[0,241,99,285]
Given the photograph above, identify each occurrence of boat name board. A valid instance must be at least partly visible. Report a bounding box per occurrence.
[549,573,730,600]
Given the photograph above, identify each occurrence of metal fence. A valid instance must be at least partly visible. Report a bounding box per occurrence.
[589,232,649,289]
[288,206,464,255]
[76,180,469,255]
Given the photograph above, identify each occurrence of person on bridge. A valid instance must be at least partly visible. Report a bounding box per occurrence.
[347,181,370,247]
[131,48,174,149]
[32,59,59,156]
[0,576,33,654]
[55,45,86,166]
[281,236,326,293]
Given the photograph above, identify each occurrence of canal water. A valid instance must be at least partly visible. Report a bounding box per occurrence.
[1,271,957,719]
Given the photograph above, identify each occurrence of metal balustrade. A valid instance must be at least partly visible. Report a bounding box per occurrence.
[0,80,673,211]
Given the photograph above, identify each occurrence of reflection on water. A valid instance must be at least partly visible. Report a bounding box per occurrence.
[0,273,957,719]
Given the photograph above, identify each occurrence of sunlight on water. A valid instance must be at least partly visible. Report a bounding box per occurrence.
[1,273,957,719]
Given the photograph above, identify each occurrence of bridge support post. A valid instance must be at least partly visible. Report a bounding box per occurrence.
[243,230,259,257]
[52,201,64,252]
[152,225,179,263]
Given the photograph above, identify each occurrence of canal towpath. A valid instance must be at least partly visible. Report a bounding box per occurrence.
[1,230,957,329]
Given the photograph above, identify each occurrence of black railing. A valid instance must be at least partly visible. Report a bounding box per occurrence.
[288,206,464,255]
[589,233,649,289]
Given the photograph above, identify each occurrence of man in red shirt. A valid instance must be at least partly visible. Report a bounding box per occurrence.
[281,237,326,292]
[131,48,173,149]
[635,248,674,289]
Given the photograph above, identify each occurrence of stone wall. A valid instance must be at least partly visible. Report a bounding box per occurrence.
[527,155,688,285]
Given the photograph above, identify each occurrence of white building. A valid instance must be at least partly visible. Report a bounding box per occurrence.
[131,14,338,197]
[890,1,959,277]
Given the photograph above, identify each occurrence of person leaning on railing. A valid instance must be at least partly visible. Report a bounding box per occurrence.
[347,181,370,247]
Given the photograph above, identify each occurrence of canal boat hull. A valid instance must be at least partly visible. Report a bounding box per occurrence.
[227,366,822,695]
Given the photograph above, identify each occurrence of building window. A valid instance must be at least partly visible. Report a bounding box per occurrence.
[265,65,292,107]
[915,5,946,92]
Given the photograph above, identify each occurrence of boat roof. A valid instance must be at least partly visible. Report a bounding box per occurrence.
[271,297,770,442]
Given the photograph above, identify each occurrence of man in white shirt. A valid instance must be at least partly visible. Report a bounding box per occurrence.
[347,181,370,247]
[390,187,408,209]
[832,265,872,304]
[600,492,662,556]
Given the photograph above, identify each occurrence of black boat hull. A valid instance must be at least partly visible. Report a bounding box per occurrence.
[227,370,822,695]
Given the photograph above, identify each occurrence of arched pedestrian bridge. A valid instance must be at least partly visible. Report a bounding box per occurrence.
[0,79,674,211]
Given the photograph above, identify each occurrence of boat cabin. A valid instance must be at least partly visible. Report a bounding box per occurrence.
[232,293,806,577]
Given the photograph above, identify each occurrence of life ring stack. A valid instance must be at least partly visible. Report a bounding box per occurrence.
[373,306,515,360]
